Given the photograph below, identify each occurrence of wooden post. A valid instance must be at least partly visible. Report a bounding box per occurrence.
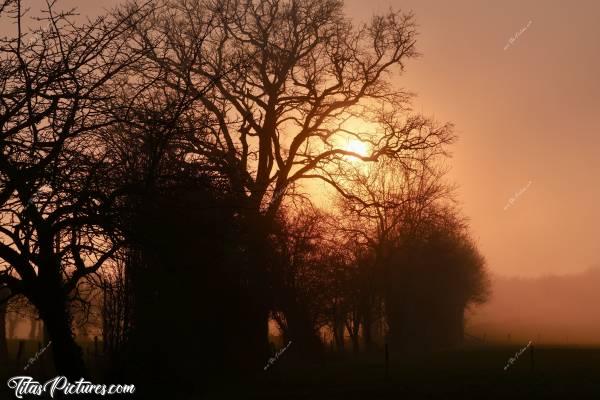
[384,343,389,380]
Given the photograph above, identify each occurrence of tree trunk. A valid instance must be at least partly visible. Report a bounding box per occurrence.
[333,318,345,352]
[351,334,360,354]
[346,317,360,355]
[29,317,38,341]
[455,304,465,345]
[233,212,272,371]
[283,303,322,357]
[35,287,86,380]
[0,288,9,361]
[363,312,373,351]
[7,312,17,340]
[232,286,270,372]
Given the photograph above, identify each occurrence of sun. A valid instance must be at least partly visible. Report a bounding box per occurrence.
[344,139,369,158]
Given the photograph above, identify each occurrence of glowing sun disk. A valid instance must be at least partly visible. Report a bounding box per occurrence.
[345,139,369,157]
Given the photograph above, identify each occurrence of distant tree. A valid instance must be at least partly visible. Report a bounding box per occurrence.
[331,142,491,350]
[28,316,39,341]
[386,209,490,349]
[6,309,18,339]
[333,157,454,349]
[89,255,130,364]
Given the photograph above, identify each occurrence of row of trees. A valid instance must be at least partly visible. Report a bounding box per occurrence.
[0,0,488,396]
[266,158,489,356]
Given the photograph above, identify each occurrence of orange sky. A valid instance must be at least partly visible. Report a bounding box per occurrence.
[2,0,599,278]
[345,0,600,277]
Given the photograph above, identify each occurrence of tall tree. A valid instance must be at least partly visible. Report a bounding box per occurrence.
[0,0,145,377]
[117,0,455,365]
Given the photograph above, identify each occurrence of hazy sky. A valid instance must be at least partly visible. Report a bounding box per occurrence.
[2,0,599,278]
[344,0,600,277]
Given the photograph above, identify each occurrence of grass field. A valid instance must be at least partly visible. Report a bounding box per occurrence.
[2,341,600,399]
[205,345,600,399]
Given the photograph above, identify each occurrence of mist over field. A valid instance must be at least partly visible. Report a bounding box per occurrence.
[469,267,600,345]
[1,0,599,398]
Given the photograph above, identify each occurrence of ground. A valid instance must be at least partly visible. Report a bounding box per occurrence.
[206,345,600,399]
[2,340,600,399]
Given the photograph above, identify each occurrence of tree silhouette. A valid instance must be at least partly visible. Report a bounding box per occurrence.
[0,0,146,378]
[0,0,487,390]
[386,211,490,349]
[114,0,455,366]
[270,205,332,357]
[330,147,490,350]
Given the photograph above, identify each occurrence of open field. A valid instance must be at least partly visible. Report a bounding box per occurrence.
[205,345,600,399]
[2,341,600,398]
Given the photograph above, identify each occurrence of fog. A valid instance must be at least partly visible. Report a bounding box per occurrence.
[469,267,600,345]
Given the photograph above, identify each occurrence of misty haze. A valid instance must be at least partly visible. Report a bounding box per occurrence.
[1,0,599,399]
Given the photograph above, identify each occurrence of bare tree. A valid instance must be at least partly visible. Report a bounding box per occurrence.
[0,0,147,377]
[333,154,489,350]
[121,0,454,213]
[115,0,455,365]
[330,156,453,349]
